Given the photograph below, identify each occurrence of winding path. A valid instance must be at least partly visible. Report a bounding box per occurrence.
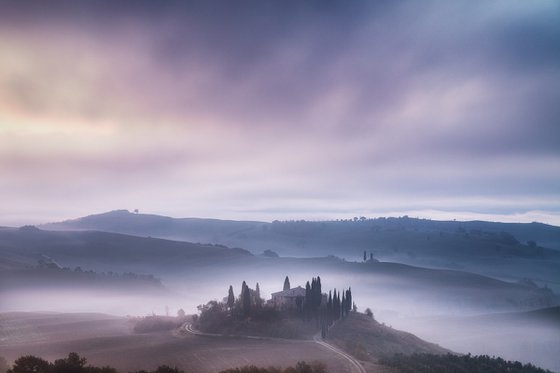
[183,323,366,373]
[313,333,366,373]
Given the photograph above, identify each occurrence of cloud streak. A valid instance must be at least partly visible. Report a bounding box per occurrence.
[0,0,559,225]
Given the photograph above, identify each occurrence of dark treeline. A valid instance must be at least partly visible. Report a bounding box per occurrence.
[37,260,163,286]
[380,353,553,373]
[301,277,352,338]
[1,353,325,373]
[2,260,164,290]
[230,281,265,318]
[304,277,322,321]
[196,280,283,336]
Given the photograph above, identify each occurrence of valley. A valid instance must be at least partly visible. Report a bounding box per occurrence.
[1,212,560,371]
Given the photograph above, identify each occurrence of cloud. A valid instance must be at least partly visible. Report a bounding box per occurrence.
[0,0,558,225]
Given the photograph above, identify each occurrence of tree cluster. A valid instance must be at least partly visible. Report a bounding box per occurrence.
[197,279,287,334]
[238,281,264,317]
[321,287,352,337]
[196,300,230,332]
[197,276,354,338]
[380,353,552,373]
[130,315,184,334]
[296,276,353,338]
[303,277,322,321]
[29,262,163,289]
[325,287,352,322]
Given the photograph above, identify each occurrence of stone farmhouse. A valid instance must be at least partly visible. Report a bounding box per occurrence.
[269,286,306,309]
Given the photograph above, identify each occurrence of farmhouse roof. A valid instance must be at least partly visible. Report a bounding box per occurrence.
[271,286,306,297]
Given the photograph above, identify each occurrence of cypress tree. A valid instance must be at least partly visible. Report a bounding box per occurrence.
[241,281,251,316]
[240,281,246,313]
[311,278,315,300]
[346,288,352,314]
[227,285,235,310]
[337,292,341,320]
[305,281,311,320]
[327,290,333,325]
[255,283,262,307]
[316,276,322,308]
[333,289,340,321]
[311,278,316,310]
[283,276,291,291]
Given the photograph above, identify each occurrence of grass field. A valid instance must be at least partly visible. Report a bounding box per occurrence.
[0,312,375,373]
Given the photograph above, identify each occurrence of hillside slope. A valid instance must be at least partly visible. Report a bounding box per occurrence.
[41,211,560,290]
[401,307,560,372]
[42,210,262,245]
[1,226,557,316]
[0,226,252,273]
[0,312,366,373]
[328,312,449,360]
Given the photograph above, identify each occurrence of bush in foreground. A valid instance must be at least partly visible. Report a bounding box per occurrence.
[3,354,324,373]
[219,361,326,373]
[130,365,186,373]
[7,353,118,373]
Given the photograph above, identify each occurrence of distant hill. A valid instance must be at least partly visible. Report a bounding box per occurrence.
[0,225,252,273]
[41,211,560,290]
[1,225,558,315]
[42,210,263,245]
[43,210,560,251]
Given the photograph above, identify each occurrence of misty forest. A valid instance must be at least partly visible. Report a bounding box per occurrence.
[1,1,560,373]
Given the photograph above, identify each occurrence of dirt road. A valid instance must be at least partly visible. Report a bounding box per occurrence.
[184,324,366,373]
[1,313,359,373]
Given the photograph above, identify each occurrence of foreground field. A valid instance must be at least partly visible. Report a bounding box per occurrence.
[0,313,389,373]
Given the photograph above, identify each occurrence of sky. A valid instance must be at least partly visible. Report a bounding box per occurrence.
[0,0,559,226]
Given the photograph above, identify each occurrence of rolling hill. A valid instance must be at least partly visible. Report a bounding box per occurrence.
[2,223,559,371]
[328,312,449,359]
[0,225,252,273]
[43,210,560,252]
[41,211,560,291]
[0,311,446,373]
[1,226,557,317]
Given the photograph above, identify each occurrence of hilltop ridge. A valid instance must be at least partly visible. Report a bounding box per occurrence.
[40,210,560,291]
